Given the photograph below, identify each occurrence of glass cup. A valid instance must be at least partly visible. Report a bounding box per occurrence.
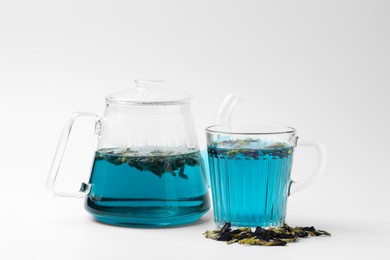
[205,125,326,228]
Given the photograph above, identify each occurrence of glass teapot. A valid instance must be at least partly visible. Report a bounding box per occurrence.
[48,80,210,227]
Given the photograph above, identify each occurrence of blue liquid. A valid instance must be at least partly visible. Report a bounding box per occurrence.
[208,145,293,228]
[85,147,210,227]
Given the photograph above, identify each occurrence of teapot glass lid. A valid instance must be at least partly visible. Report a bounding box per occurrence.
[106,80,193,105]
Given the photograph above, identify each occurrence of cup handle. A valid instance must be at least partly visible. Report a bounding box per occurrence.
[47,112,101,198]
[289,139,326,195]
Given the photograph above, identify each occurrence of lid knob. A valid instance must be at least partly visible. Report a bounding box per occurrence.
[135,79,165,90]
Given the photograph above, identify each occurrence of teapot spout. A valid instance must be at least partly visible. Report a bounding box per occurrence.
[215,94,242,125]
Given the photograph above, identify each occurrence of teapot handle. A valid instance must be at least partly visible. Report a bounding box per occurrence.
[289,139,326,195]
[47,112,101,198]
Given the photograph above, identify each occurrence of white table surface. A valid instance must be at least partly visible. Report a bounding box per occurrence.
[1,176,388,260]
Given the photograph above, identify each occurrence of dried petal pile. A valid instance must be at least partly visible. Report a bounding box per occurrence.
[204,223,331,246]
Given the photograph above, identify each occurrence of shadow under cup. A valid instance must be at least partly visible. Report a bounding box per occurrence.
[206,125,297,228]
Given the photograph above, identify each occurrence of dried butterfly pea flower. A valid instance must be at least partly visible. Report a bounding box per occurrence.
[95,148,201,179]
[208,144,293,161]
[203,222,331,246]
[238,237,287,246]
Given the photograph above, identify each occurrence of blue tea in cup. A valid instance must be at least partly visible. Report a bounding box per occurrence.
[206,125,325,228]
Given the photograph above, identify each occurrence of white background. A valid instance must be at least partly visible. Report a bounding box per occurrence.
[1,0,389,259]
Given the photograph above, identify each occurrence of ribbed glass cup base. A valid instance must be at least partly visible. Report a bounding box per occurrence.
[214,217,286,229]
